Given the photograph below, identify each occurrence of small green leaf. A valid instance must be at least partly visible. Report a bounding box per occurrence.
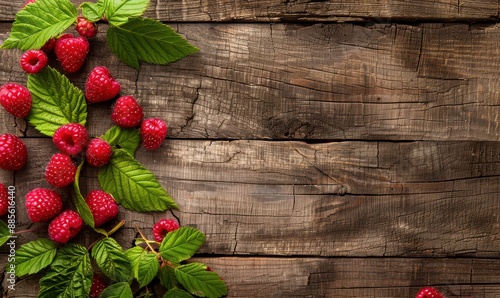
[72,160,95,227]
[158,264,180,290]
[0,220,12,247]
[175,263,228,298]
[104,0,150,26]
[98,149,178,212]
[163,288,195,298]
[107,17,199,69]
[100,282,133,298]
[125,246,160,288]
[92,238,132,282]
[1,0,77,50]
[159,227,205,263]
[101,126,141,156]
[81,1,105,22]
[27,66,87,137]
[15,238,57,277]
[38,244,93,298]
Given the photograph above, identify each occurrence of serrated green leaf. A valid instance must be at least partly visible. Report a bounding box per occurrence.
[107,17,199,69]
[15,238,57,277]
[72,160,96,227]
[92,237,132,282]
[27,66,87,136]
[38,244,93,298]
[159,227,205,263]
[175,263,228,298]
[104,0,150,26]
[1,0,77,50]
[125,246,160,288]
[100,282,134,298]
[158,264,180,290]
[101,126,140,156]
[0,220,11,247]
[98,149,178,212]
[163,288,195,298]
[81,1,105,22]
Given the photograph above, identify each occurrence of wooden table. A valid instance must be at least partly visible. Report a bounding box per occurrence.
[2,0,500,297]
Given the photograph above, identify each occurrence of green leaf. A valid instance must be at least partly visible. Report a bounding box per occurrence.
[158,264,180,290]
[1,0,77,50]
[101,126,141,156]
[92,237,132,282]
[125,246,159,288]
[81,1,105,22]
[163,288,195,298]
[72,160,95,227]
[15,238,57,277]
[104,0,150,26]
[107,17,199,69]
[0,220,12,247]
[27,66,87,137]
[100,282,134,298]
[175,263,228,298]
[159,227,205,263]
[98,149,178,212]
[38,244,93,298]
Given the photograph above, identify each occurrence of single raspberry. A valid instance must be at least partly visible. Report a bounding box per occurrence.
[54,34,90,73]
[53,123,89,156]
[76,17,98,39]
[111,96,143,128]
[45,153,77,188]
[140,118,168,150]
[416,287,444,298]
[85,66,121,103]
[85,190,118,227]
[90,274,108,298]
[86,138,113,167]
[41,37,57,54]
[0,134,28,171]
[48,210,83,243]
[0,183,9,216]
[153,219,179,242]
[0,83,32,118]
[25,188,63,222]
[19,49,48,74]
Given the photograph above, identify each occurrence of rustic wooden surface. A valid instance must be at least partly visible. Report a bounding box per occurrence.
[2,0,500,297]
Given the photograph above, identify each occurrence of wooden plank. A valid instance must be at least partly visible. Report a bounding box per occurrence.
[4,256,500,297]
[0,0,498,22]
[2,23,500,141]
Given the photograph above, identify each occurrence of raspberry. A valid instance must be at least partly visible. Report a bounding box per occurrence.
[90,274,107,298]
[20,49,48,74]
[54,34,90,73]
[85,190,118,227]
[85,66,121,103]
[41,37,57,54]
[0,83,32,118]
[76,17,98,39]
[112,96,143,128]
[0,183,9,216]
[416,287,444,298]
[48,210,83,243]
[53,123,89,156]
[25,188,63,222]
[45,153,77,188]
[86,138,113,167]
[0,134,28,171]
[152,219,179,242]
[140,118,168,150]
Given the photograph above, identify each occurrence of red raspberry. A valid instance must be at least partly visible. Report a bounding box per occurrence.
[111,96,143,128]
[86,138,113,167]
[85,66,121,103]
[41,37,57,54]
[152,219,179,242]
[19,49,48,74]
[25,188,63,222]
[416,287,444,298]
[0,83,32,118]
[54,34,90,73]
[0,134,28,171]
[53,123,89,156]
[48,210,83,243]
[90,274,107,298]
[140,118,168,150]
[76,17,98,39]
[0,183,9,216]
[45,153,77,188]
[85,190,118,227]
